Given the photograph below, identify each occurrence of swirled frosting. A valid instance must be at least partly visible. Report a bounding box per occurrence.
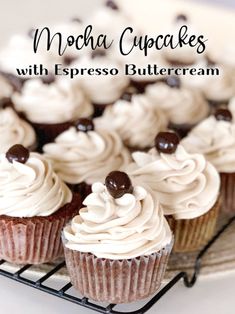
[13,79,93,124]
[0,75,13,98]
[0,152,72,217]
[201,66,235,102]
[87,6,130,39]
[63,182,172,259]
[96,94,168,149]
[43,126,131,185]
[0,35,57,77]
[127,145,220,219]
[145,82,209,125]
[0,107,36,153]
[182,115,235,173]
[163,19,204,65]
[73,54,129,104]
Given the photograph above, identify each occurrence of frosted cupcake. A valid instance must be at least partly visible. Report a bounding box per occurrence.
[63,171,173,303]
[44,18,84,65]
[96,94,168,151]
[163,14,205,66]
[87,0,130,40]
[200,64,235,107]
[0,34,58,90]
[0,107,37,153]
[0,144,81,264]
[12,78,93,146]
[182,108,235,214]
[43,119,131,198]
[128,131,221,252]
[145,76,209,138]
[72,50,129,116]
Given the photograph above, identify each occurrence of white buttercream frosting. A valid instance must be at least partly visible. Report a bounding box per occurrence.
[43,126,131,185]
[163,18,204,65]
[63,182,172,259]
[0,35,58,77]
[201,66,235,102]
[96,94,168,149]
[13,78,93,124]
[145,81,209,125]
[0,75,13,98]
[72,53,129,104]
[127,145,220,219]
[0,152,72,217]
[182,115,235,173]
[0,107,36,153]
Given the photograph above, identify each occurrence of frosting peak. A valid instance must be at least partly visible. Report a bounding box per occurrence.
[127,145,220,219]
[0,107,36,153]
[182,115,235,173]
[63,182,172,259]
[43,126,131,185]
[96,95,168,149]
[13,79,93,124]
[0,152,72,217]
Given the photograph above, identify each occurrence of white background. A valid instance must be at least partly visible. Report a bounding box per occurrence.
[0,0,234,313]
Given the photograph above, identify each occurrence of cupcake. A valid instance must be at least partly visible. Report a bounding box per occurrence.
[182,108,235,214]
[0,144,81,264]
[72,50,129,117]
[0,34,58,90]
[163,14,204,66]
[127,131,221,252]
[87,0,130,40]
[145,76,210,138]
[43,119,131,199]
[63,171,173,303]
[96,94,168,151]
[44,18,84,65]
[0,107,37,153]
[12,78,93,146]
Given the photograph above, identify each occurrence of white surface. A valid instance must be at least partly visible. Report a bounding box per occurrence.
[0,0,235,313]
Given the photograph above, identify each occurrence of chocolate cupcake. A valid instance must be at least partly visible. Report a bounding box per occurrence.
[71,50,129,117]
[96,94,168,151]
[0,145,81,264]
[63,171,173,303]
[182,109,235,214]
[0,107,37,152]
[12,78,93,147]
[127,131,221,252]
[145,77,210,138]
[43,119,131,199]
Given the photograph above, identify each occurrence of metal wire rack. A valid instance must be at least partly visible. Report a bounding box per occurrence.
[0,215,234,314]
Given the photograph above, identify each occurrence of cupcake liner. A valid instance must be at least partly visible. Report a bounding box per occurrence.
[220,172,235,214]
[63,241,173,304]
[68,182,92,201]
[0,193,81,265]
[166,197,221,253]
[32,121,73,150]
